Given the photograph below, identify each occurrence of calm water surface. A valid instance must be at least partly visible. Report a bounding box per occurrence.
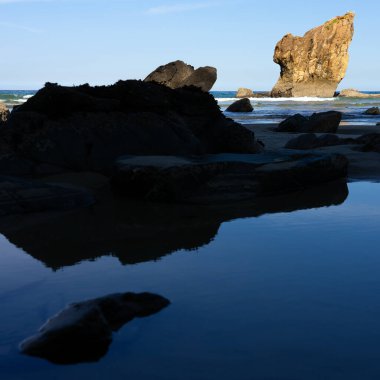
[1,182,380,379]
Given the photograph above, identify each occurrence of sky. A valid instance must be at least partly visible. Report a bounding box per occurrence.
[0,0,379,90]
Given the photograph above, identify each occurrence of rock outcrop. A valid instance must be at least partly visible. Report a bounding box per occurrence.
[144,60,217,92]
[20,292,170,364]
[285,133,349,150]
[0,102,9,126]
[0,176,94,216]
[111,152,348,203]
[339,89,380,98]
[236,88,254,98]
[2,81,261,173]
[271,12,355,98]
[276,111,342,133]
[226,98,253,113]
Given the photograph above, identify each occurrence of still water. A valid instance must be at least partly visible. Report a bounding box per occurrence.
[1,181,380,379]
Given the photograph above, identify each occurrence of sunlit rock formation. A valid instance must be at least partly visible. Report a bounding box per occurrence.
[271,12,355,98]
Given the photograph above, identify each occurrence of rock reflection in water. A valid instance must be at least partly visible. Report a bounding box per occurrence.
[0,180,348,270]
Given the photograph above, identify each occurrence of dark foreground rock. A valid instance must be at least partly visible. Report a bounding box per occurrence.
[355,133,380,153]
[2,81,261,174]
[276,111,342,133]
[285,133,380,152]
[285,133,351,150]
[0,176,93,216]
[0,102,9,126]
[111,152,348,203]
[144,60,217,92]
[364,107,380,115]
[20,292,170,364]
[226,98,253,113]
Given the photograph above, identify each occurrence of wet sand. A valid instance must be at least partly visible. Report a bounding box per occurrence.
[246,123,380,181]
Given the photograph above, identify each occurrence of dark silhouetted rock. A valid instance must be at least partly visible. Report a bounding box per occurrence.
[356,133,380,153]
[0,102,9,126]
[0,176,94,216]
[271,12,355,97]
[20,292,170,364]
[226,98,253,113]
[277,111,342,133]
[236,88,254,98]
[111,152,348,203]
[285,133,342,149]
[364,107,380,115]
[2,81,261,173]
[144,60,217,92]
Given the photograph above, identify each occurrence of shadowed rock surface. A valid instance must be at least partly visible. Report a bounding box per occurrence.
[111,152,348,203]
[285,133,350,150]
[356,133,380,153]
[144,60,217,92]
[276,111,342,133]
[0,180,348,270]
[0,176,94,216]
[271,12,354,97]
[236,88,254,98]
[226,98,253,113]
[20,292,170,364]
[2,81,260,174]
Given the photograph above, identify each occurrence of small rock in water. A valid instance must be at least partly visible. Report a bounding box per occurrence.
[19,292,170,364]
[236,88,254,98]
[364,107,380,115]
[226,98,253,113]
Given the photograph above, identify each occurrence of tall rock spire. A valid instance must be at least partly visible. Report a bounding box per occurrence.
[271,12,355,98]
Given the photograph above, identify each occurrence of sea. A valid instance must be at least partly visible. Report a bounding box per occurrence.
[2,89,380,125]
[0,90,380,379]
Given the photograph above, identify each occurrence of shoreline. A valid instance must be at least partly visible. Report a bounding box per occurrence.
[245,122,380,182]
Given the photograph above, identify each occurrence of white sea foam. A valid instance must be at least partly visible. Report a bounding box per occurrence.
[216,97,336,103]
[23,95,34,99]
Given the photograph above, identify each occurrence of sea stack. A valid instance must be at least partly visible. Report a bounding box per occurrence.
[271,12,355,98]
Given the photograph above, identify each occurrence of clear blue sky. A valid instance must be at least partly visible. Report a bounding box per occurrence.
[0,0,378,90]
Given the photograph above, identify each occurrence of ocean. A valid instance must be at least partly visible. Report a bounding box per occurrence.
[2,89,379,125]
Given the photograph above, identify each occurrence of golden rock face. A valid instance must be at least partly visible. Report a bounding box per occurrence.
[271,12,355,98]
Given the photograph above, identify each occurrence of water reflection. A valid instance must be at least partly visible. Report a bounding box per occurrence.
[0,180,348,270]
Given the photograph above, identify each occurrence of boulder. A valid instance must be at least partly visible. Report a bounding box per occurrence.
[236,88,254,98]
[226,98,253,113]
[0,176,94,216]
[356,133,380,153]
[3,81,261,173]
[285,133,343,150]
[0,102,9,126]
[111,152,348,203]
[271,12,355,97]
[339,89,380,98]
[144,60,217,92]
[20,292,170,364]
[276,111,342,133]
[364,107,380,115]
